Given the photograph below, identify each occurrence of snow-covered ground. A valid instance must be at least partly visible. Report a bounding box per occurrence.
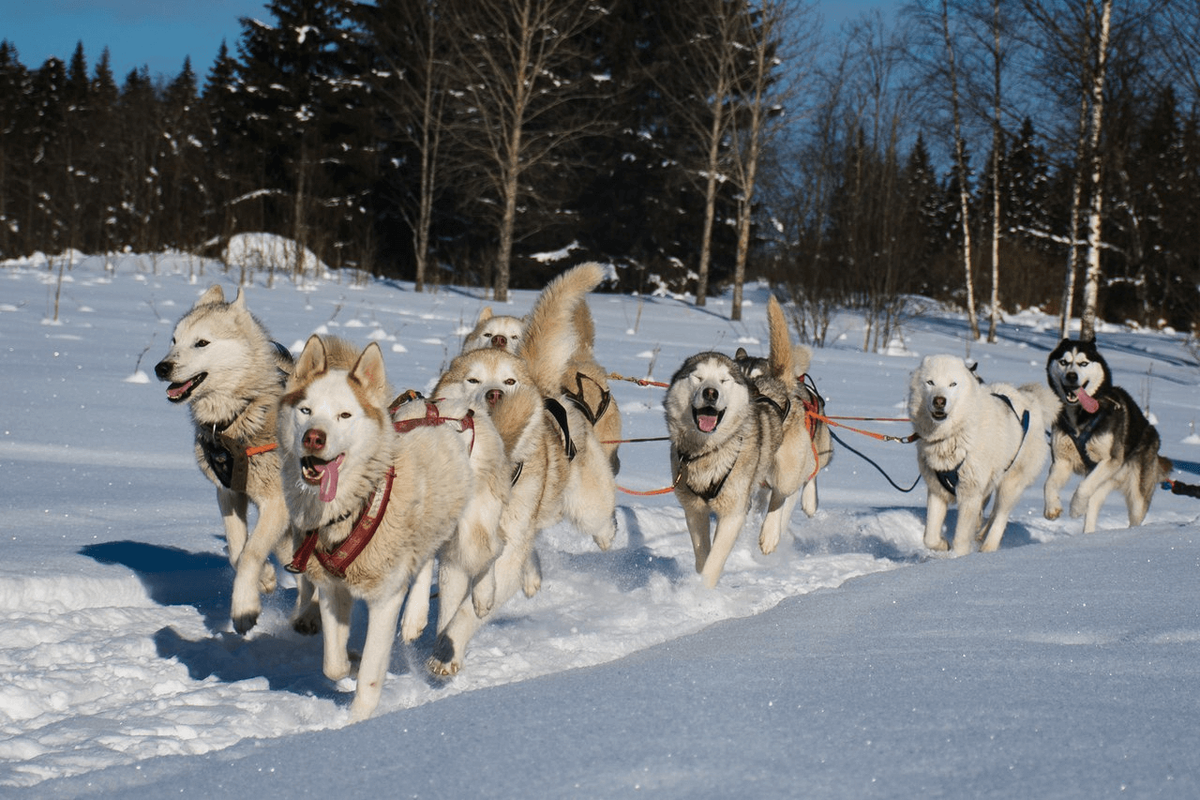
[2,252,1198,797]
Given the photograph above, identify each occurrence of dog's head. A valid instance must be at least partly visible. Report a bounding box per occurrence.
[436,347,533,411]
[1047,339,1108,413]
[279,336,391,503]
[909,355,976,429]
[462,307,526,354]
[665,353,751,443]
[154,285,276,408]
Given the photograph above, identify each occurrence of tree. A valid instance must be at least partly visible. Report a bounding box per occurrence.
[437,0,610,301]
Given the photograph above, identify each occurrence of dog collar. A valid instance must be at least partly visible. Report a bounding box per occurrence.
[287,467,395,580]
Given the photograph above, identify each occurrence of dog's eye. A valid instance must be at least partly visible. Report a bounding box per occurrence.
[466,378,480,384]
[339,412,352,420]
[195,339,210,348]
[949,382,957,388]
[926,379,935,386]
[1078,361,1088,368]
[300,407,311,416]
[1058,359,1069,367]
[504,378,516,386]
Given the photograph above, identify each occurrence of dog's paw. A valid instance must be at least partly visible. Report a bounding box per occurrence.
[521,551,542,598]
[758,529,780,556]
[231,609,259,635]
[427,657,461,678]
[924,536,949,552]
[592,519,616,552]
[1069,493,1087,518]
[1044,505,1062,521]
[471,579,496,619]
[291,605,321,636]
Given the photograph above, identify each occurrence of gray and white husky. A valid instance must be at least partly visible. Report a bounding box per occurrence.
[909,355,1060,555]
[1044,338,1172,533]
[155,285,318,634]
[665,296,824,588]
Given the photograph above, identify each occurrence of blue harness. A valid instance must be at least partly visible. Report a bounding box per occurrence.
[934,393,1031,497]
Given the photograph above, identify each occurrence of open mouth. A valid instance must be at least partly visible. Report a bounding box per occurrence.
[165,373,206,403]
[692,406,724,434]
[930,408,947,421]
[301,453,346,502]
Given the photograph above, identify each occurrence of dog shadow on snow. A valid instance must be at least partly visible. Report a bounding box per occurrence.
[80,539,351,701]
[555,506,684,591]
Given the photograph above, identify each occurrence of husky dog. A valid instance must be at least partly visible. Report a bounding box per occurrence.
[154,285,318,635]
[665,296,822,588]
[430,262,618,675]
[1044,339,1172,533]
[734,339,834,521]
[278,335,497,720]
[463,287,622,475]
[909,355,1060,555]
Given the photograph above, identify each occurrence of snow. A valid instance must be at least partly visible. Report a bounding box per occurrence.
[2,252,1199,797]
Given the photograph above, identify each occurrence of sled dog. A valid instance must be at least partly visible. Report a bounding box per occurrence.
[734,339,834,520]
[154,284,317,634]
[1044,339,1172,533]
[665,296,823,588]
[429,262,618,675]
[464,284,622,475]
[278,335,499,720]
[908,355,1060,555]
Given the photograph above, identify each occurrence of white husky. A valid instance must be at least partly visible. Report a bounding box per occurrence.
[908,355,1059,555]
[278,335,500,720]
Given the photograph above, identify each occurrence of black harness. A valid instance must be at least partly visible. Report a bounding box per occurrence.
[1061,410,1105,472]
[934,393,1030,497]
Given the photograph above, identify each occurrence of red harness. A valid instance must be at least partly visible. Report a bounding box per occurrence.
[287,467,395,579]
[393,400,476,453]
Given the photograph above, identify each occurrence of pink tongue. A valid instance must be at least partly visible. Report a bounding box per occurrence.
[697,414,718,433]
[1076,389,1100,414]
[316,454,345,502]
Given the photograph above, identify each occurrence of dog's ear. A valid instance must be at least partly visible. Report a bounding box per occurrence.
[350,342,389,402]
[196,284,225,308]
[230,288,247,310]
[735,347,749,359]
[476,306,493,324]
[295,335,328,381]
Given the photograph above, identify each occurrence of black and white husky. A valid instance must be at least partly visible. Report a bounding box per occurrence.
[1044,339,1172,533]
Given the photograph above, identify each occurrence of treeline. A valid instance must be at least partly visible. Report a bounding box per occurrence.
[1,0,1199,336]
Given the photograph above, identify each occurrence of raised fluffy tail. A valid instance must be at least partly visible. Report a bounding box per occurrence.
[766,295,796,392]
[517,262,604,396]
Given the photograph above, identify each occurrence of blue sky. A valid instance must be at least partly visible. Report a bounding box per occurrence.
[2,1,889,82]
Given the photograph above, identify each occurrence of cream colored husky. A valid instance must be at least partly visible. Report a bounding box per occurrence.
[155,285,318,635]
[430,262,618,675]
[278,335,503,720]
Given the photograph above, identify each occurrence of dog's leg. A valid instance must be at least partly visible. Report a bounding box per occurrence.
[1043,454,1073,521]
[429,528,535,677]
[318,581,354,682]
[758,488,797,555]
[229,497,290,634]
[1126,472,1152,527]
[565,448,617,551]
[800,478,819,517]
[700,510,746,589]
[273,527,319,635]
[432,558,469,635]
[683,505,712,573]
[349,587,409,723]
[521,549,542,598]
[923,490,950,551]
[1071,458,1119,522]
[1082,479,1117,534]
[217,488,250,567]
[950,490,986,556]
[979,480,1023,553]
[401,559,435,642]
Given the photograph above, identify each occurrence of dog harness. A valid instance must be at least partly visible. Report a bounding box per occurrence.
[198,412,278,493]
[392,396,478,453]
[933,393,1030,497]
[562,371,612,427]
[1061,409,1105,472]
[287,467,396,579]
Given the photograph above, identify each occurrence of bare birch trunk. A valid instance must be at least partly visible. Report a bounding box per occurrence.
[1059,92,1090,339]
[987,0,1002,343]
[1079,0,1113,342]
[942,0,979,340]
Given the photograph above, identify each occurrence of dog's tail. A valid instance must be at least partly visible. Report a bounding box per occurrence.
[518,262,604,397]
[766,295,796,392]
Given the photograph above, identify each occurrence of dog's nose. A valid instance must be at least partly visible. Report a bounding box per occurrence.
[303,428,326,452]
[932,395,946,409]
[491,335,507,349]
[154,360,172,381]
[702,387,719,403]
[1066,371,1077,383]
[486,389,503,406]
